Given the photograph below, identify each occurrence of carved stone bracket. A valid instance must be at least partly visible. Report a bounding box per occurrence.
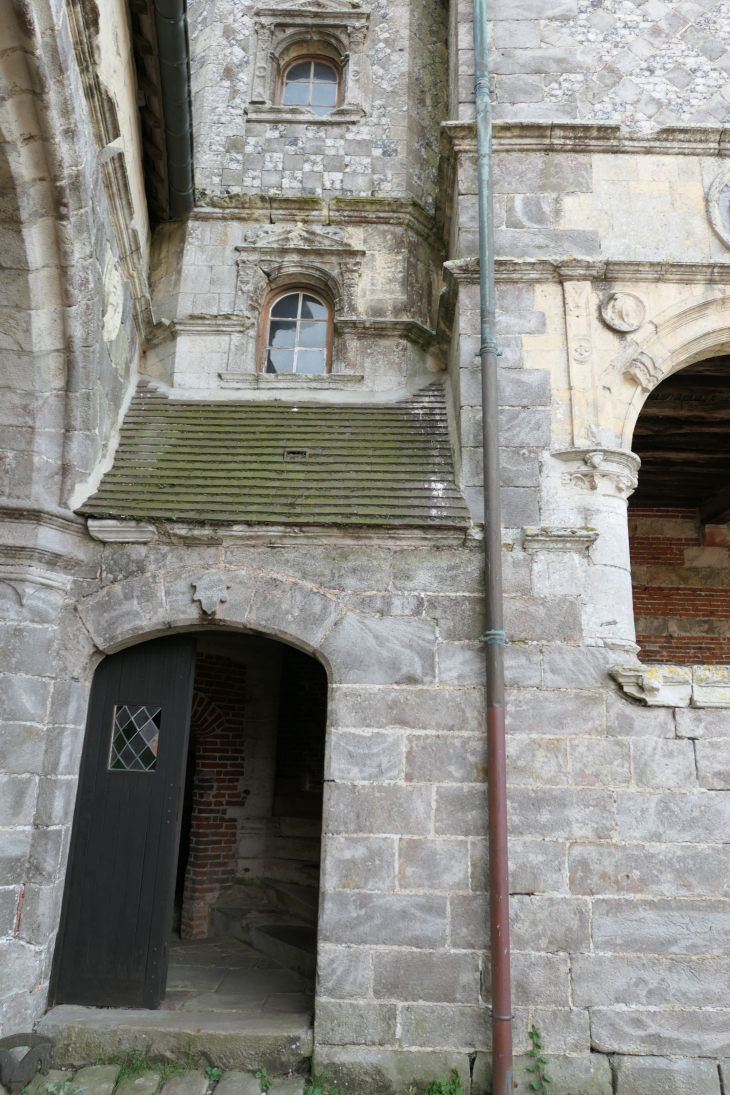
[553,448,641,499]
[611,663,730,708]
[625,350,662,391]
[0,566,71,607]
[86,519,157,543]
[192,574,231,616]
[523,526,599,552]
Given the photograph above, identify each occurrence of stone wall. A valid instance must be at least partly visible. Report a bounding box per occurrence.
[454,0,730,128]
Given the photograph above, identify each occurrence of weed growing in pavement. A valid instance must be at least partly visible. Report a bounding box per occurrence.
[256,1069,272,1094]
[424,1068,463,1095]
[204,1070,223,1084]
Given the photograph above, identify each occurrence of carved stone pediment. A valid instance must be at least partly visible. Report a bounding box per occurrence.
[256,0,368,16]
[234,226,364,319]
[237,223,360,256]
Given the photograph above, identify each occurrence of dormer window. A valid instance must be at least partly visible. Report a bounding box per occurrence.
[262,291,331,374]
[280,59,339,116]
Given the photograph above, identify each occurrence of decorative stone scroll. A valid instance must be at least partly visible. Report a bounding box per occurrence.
[248,0,370,121]
[600,291,646,333]
[553,448,640,499]
[707,165,730,251]
[611,663,730,708]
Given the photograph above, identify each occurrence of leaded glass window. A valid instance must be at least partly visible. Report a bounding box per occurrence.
[265,291,329,374]
[110,705,161,771]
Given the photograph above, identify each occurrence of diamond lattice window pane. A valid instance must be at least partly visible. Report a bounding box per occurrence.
[110,705,162,771]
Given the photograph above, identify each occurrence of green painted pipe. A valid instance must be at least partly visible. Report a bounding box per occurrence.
[472,1,514,1092]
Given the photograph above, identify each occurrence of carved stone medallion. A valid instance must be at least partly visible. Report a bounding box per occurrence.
[600,292,646,333]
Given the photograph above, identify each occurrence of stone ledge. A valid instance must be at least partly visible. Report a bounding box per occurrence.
[218,373,365,390]
[442,119,730,158]
[610,663,730,707]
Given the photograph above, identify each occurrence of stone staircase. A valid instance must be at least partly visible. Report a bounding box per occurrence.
[211,880,318,980]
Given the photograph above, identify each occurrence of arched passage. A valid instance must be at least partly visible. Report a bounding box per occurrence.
[53,628,325,1022]
[629,355,730,663]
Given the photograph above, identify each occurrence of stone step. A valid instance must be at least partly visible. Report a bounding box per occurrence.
[270,836,321,863]
[277,817,321,839]
[36,1005,313,1072]
[211,907,317,979]
[264,882,319,925]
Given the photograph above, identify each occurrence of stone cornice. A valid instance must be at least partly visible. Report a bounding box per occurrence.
[192,197,435,237]
[443,120,730,157]
[523,526,598,552]
[335,317,436,348]
[445,257,730,284]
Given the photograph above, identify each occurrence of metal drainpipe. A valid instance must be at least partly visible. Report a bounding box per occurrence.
[153,0,195,219]
[472,1,514,1093]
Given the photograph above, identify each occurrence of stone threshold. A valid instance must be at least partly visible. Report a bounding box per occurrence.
[36,1006,313,1072]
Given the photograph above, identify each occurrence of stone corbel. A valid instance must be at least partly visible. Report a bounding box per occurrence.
[523,526,598,552]
[625,351,662,392]
[553,448,640,499]
[611,663,730,707]
[87,519,157,543]
[610,664,693,707]
[0,566,71,606]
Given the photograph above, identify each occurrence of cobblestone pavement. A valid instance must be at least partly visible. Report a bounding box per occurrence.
[14,1064,306,1095]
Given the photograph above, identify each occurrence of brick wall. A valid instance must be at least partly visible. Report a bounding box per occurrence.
[630,507,730,664]
[182,652,247,938]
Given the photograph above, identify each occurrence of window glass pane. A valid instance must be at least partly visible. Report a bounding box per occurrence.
[271,294,300,318]
[286,61,312,82]
[311,83,338,107]
[110,705,161,772]
[269,320,297,347]
[301,295,327,320]
[283,82,310,106]
[267,349,295,373]
[313,62,337,82]
[296,350,326,374]
[298,320,327,348]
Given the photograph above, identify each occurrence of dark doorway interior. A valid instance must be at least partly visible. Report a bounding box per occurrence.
[630,356,730,663]
[167,632,326,1013]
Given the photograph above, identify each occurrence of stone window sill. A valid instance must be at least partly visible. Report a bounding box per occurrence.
[611,663,730,708]
[218,372,364,390]
[245,104,366,125]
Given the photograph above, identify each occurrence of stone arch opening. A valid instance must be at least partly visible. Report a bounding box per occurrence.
[628,354,730,664]
[55,625,325,1025]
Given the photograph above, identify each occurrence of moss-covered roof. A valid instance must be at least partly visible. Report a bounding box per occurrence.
[79,381,470,528]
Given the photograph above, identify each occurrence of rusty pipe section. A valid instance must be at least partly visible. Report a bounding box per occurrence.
[472,1,514,1092]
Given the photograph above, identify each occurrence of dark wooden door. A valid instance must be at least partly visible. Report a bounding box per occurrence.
[52,635,196,1008]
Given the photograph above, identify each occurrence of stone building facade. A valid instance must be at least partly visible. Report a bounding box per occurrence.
[2,0,730,1091]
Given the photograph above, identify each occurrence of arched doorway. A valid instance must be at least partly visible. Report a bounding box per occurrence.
[51,630,326,1019]
[629,355,730,663]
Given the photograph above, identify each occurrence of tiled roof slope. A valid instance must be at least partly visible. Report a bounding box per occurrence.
[79,381,470,528]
